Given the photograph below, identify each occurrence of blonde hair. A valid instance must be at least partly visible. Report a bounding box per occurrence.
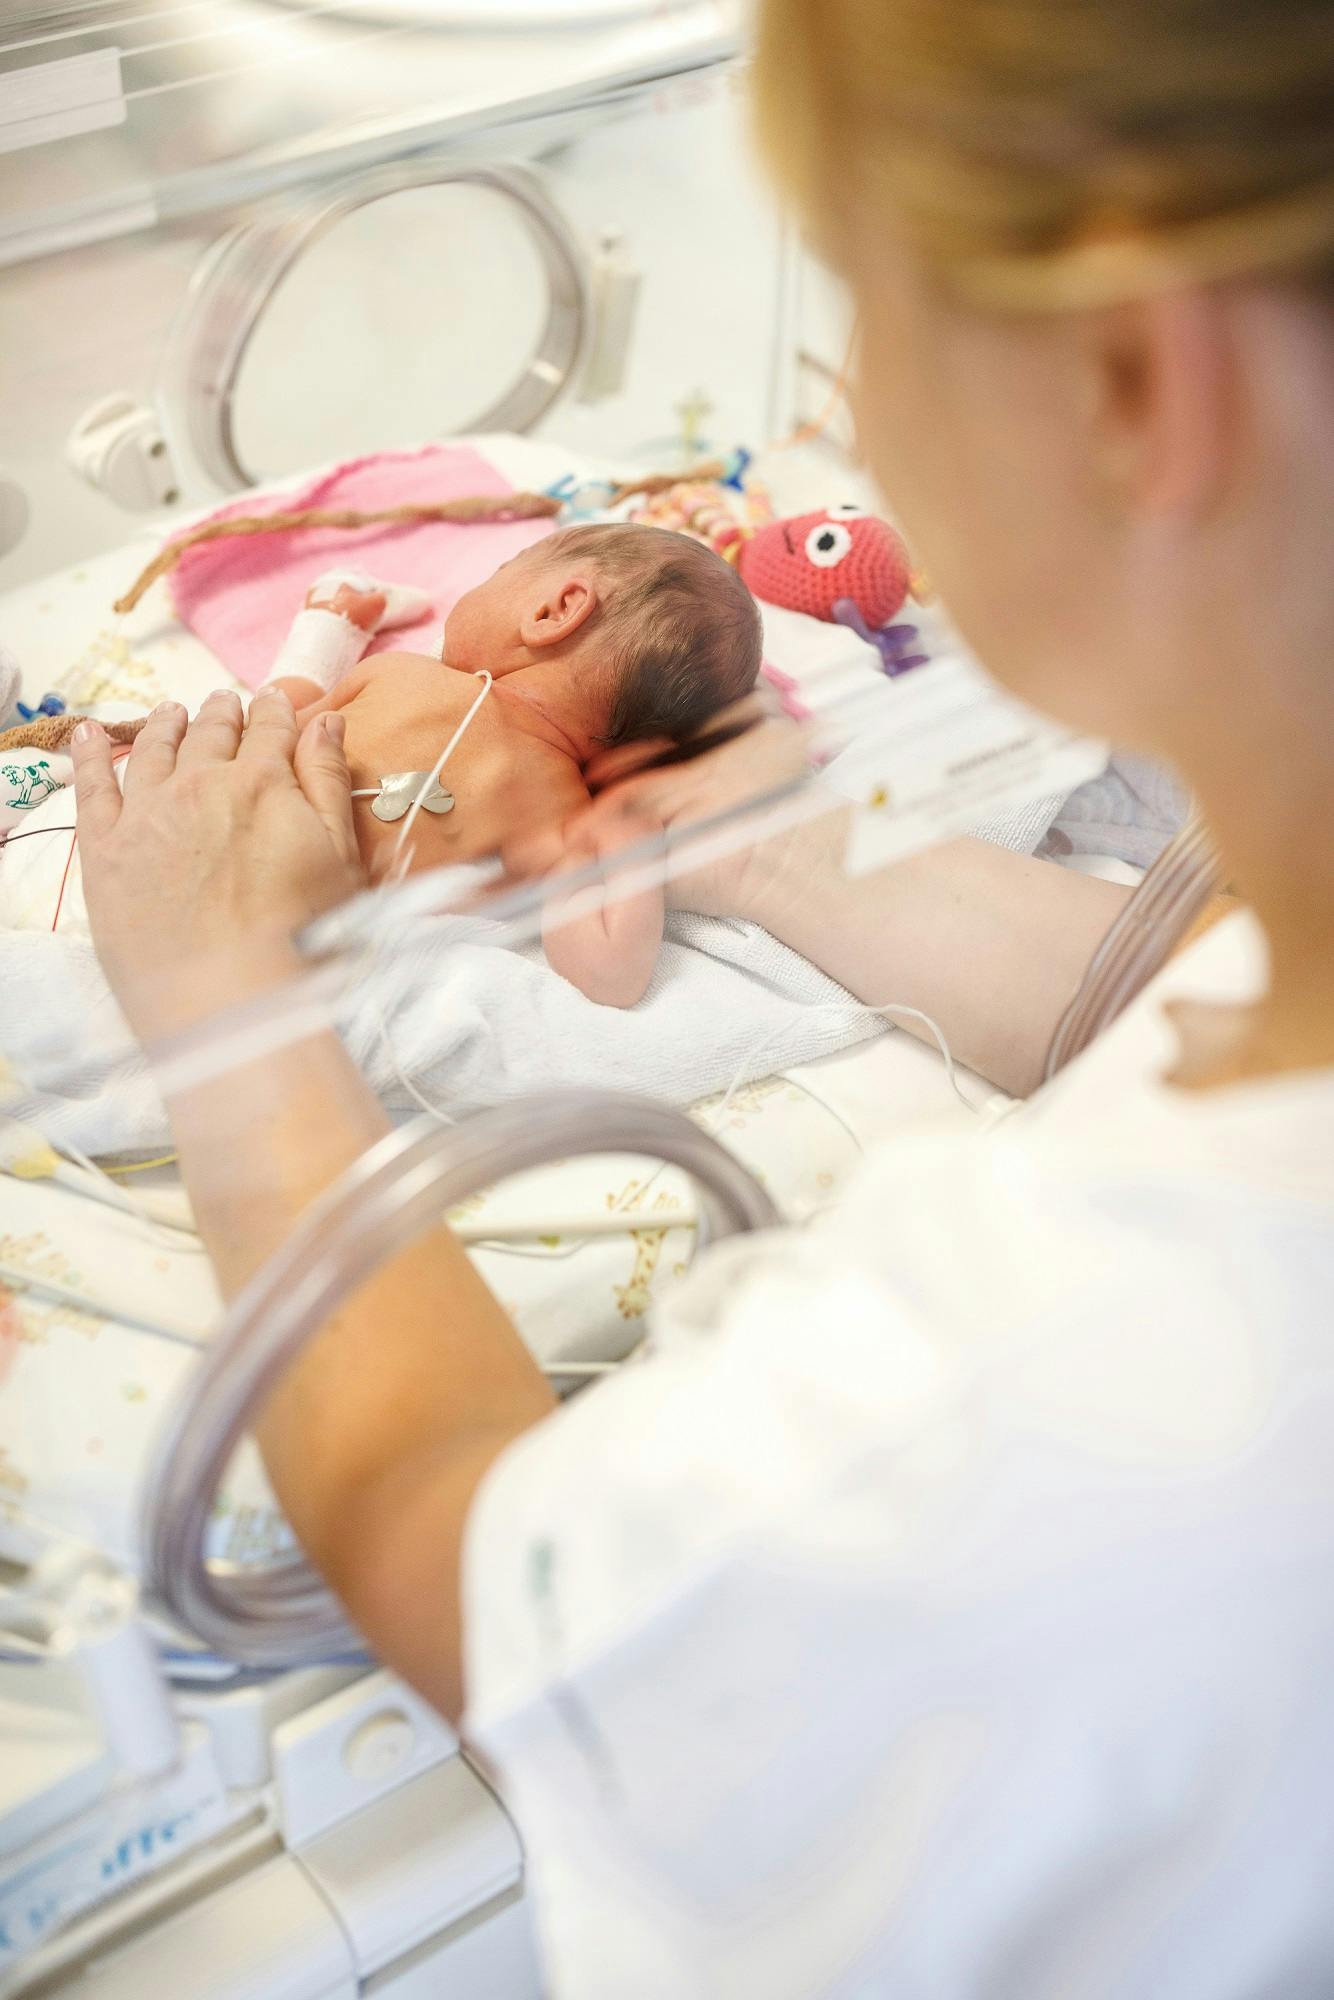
[754,0,1334,309]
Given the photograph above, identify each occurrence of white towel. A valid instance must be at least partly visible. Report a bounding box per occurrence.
[1,913,887,1157]
[0,756,1101,1157]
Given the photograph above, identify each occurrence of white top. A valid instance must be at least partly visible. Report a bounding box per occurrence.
[463,915,1334,1999]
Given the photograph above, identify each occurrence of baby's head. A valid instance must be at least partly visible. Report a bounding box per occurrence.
[444,523,762,747]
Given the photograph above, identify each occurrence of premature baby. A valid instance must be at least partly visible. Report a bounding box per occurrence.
[0,526,762,1007]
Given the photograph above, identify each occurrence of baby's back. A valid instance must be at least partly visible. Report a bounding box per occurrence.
[320,651,587,879]
[0,657,586,934]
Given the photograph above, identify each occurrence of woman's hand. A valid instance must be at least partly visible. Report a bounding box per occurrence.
[573,712,813,921]
[72,687,366,1042]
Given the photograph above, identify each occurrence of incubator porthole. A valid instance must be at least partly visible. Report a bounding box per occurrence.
[162,163,590,495]
[229,186,548,483]
[143,1099,779,1666]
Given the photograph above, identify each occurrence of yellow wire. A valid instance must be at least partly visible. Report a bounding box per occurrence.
[768,320,858,453]
[99,1152,179,1176]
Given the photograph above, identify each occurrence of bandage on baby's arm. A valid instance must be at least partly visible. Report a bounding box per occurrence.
[263,607,373,695]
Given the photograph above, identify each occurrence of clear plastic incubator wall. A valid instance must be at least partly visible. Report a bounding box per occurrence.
[0,3,1218,1994]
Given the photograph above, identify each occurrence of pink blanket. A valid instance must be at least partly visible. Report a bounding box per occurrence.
[169,445,555,691]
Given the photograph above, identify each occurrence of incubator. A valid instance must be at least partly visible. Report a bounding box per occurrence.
[0,4,1222,1991]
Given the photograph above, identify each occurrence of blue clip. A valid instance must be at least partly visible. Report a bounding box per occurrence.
[720,448,752,492]
[15,692,67,722]
[546,474,620,521]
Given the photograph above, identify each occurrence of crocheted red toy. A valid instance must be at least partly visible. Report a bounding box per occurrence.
[737,504,926,674]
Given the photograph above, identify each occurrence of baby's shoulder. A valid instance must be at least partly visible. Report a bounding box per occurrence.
[344,649,489,712]
[351,646,445,683]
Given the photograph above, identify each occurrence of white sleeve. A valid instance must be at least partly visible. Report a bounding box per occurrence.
[462,1226,960,1999]
[460,1133,1334,2000]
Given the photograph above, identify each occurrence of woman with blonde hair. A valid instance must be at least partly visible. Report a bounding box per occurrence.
[72,0,1334,1989]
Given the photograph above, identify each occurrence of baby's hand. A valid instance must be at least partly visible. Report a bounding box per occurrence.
[304,580,387,633]
[578,714,807,921]
[538,798,667,1009]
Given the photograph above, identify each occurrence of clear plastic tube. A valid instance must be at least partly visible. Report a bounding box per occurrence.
[140,1092,779,1666]
[1044,815,1223,1080]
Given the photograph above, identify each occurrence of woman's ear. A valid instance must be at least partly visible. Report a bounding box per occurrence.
[1085,288,1231,520]
[519,573,598,649]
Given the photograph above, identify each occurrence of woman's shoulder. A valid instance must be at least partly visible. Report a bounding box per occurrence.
[463,1075,1334,1778]
[833,1063,1334,1306]
[635,1057,1334,1460]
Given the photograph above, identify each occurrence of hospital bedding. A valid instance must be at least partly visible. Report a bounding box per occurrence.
[0,1049,986,1580]
[0,435,903,1152]
[0,431,1005,1596]
[0,434,1062,1164]
[0,903,893,1158]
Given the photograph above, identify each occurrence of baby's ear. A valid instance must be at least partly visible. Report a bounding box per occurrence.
[520,573,598,649]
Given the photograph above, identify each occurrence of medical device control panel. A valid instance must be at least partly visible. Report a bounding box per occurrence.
[1,1660,536,1996]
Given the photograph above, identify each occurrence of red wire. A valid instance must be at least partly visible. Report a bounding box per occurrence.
[49,830,78,933]
[47,744,132,933]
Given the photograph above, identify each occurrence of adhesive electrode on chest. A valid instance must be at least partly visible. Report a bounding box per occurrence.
[370,771,456,822]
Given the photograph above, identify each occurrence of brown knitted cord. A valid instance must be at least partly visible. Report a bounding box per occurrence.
[0,474,733,757]
[112,493,564,616]
[0,714,147,754]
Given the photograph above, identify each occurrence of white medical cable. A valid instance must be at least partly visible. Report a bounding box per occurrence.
[349,669,493,861]
[602,994,983,1230]
[467,1209,697,1262]
[396,668,492,867]
[0,1259,204,1350]
[374,990,458,1127]
[369,980,976,1257]
[368,947,461,1127]
[43,1147,202,1246]
[351,669,496,1122]
[709,996,984,1127]
[467,1206,697,1243]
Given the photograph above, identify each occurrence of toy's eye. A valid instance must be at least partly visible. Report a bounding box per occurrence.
[805,521,853,567]
[826,502,868,519]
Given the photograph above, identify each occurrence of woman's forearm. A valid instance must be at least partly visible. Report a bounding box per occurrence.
[69,700,552,1718]
[162,952,554,1717]
[743,816,1132,1097]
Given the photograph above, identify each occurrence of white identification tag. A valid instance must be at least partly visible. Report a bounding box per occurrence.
[808,639,1106,875]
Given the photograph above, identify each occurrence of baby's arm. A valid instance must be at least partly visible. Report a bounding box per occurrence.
[542,805,665,1009]
[269,673,327,711]
[265,581,389,711]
